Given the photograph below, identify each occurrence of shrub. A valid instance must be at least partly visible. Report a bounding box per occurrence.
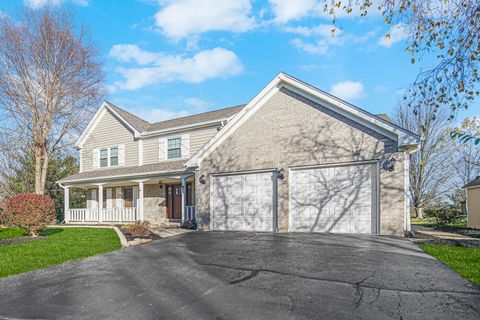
[4,194,56,236]
[425,206,463,226]
[181,219,197,230]
[126,220,151,238]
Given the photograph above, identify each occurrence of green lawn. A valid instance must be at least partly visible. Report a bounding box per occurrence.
[0,227,121,278]
[419,244,480,286]
[0,227,26,240]
[411,217,467,228]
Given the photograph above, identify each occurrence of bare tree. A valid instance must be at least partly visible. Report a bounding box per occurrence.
[0,8,104,194]
[447,117,480,202]
[394,103,451,218]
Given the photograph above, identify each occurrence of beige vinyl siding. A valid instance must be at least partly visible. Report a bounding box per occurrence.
[467,187,480,229]
[141,125,219,164]
[82,109,138,171]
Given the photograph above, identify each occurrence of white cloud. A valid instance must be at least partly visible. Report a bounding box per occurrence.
[184,97,212,112]
[286,24,376,55]
[109,44,161,65]
[155,0,255,39]
[287,24,343,55]
[270,0,317,23]
[24,0,62,8]
[378,23,408,48]
[112,96,213,122]
[283,24,339,37]
[109,45,244,90]
[330,81,366,101]
[291,38,331,55]
[269,0,380,24]
[24,0,88,8]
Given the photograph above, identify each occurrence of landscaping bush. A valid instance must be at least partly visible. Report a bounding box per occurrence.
[126,220,151,238]
[3,194,56,236]
[181,219,197,230]
[425,206,463,226]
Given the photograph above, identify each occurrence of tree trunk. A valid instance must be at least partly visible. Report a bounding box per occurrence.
[34,144,44,194]
[416,207,424,219]
[34,143,49,194]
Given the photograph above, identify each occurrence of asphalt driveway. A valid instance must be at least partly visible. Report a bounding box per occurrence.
[0,232,479,320]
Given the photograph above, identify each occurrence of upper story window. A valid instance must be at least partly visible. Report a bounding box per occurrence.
[100,148,108,167]
[159,135,189,161]
[95,145,124,169]
[110,147,119,166]
[167,137,181,159]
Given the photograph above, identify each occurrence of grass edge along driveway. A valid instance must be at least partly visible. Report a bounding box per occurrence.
[0,227,121,278]
[419,244,480,287]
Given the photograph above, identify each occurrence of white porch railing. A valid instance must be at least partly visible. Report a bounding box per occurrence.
[185,206,196,221]
[67,208,138,223]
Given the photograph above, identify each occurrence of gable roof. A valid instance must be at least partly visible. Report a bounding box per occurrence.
[187,72,421,167]
[464,176,480,189]
[75,102,245,148]
[106,102,151,132]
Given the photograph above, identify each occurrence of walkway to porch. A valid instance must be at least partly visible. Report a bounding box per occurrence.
[62,173,196,224]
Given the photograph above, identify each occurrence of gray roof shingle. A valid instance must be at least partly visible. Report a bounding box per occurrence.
[106,102,152,132]
[106,101,244,133]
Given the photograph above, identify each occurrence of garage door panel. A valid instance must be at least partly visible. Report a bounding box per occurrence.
[212,172,274,232]
[290,163,375,234]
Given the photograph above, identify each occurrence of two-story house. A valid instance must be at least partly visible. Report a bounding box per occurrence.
[59,72,420,236]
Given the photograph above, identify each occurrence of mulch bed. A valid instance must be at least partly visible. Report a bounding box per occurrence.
[116,225,162,242]
[0,236,47,247]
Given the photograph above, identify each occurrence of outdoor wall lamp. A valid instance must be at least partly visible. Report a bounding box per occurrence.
[199,174,206,184]
[382,157,396,172]
[276,168,285,180]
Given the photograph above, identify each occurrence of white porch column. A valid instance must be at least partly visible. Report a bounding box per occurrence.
[181,175,186,221]
[98,184,104,223]
[138,181,144,221]
[64,186,70,223]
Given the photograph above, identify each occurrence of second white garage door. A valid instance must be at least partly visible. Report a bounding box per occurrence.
[212,171,274,232]
[289,163,376,234]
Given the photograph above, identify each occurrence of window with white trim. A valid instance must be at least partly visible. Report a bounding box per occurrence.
[167,137,181,159]
[98,146,122,168]
[100,148,108,167]
[110,147,119,166]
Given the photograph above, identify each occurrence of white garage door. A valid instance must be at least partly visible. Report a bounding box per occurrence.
[212,171,274,232]
[290,163,376,234]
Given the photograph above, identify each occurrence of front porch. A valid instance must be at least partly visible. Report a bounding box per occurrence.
[62,173,196,225]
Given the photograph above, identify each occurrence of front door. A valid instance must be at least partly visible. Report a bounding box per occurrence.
[166,184,193,219]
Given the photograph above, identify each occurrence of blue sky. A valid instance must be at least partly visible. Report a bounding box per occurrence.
[1,0,476,122]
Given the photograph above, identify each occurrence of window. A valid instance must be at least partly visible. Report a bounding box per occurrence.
[167,137,181,159]
[110,147,118,166]
[100,148,108,167]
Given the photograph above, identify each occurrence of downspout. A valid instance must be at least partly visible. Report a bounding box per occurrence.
[273,168,285,232]
[376,161,381,234]
[273,171,279,232]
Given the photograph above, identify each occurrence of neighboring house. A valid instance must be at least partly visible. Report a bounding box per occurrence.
[58,72,420,236]
[464,177,480,229]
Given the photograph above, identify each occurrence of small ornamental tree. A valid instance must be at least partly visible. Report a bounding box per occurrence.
[4,194,56,236]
